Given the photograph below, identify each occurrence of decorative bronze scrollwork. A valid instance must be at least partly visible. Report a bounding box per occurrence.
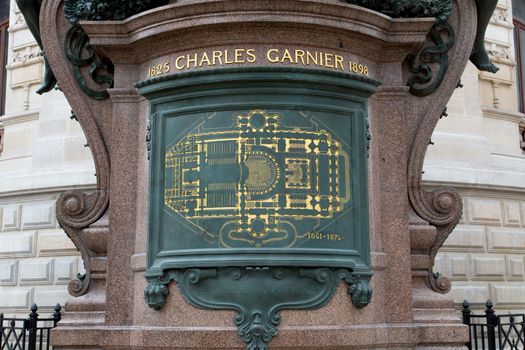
[339,0,452,21]
[145,267,372,350]
[64,25,114,100]
[407,22,456,97]
[64,0,170,24]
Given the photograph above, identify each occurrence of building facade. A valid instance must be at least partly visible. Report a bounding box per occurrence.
[0,0,94,317]
[0,0,523,318]
[428,0,525,313]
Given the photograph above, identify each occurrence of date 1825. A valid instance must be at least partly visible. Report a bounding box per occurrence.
[147,62,170,78]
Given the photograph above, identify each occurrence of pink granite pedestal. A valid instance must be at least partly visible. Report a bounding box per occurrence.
[40,0,475,348]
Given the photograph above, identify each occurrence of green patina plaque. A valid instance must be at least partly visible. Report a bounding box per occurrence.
[141,68,376,273]
[163,109,352,250]
[138,68,378,350]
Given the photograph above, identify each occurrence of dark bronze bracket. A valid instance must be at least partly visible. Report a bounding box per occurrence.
[145,267,372,350]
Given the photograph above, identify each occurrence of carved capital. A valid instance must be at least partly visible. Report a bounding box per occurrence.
[68,273,89,297]
[429,272,452,294]
[62,213,109,299]
[56,190,109,297]
[57,190,108,228]
[411,187,462,227]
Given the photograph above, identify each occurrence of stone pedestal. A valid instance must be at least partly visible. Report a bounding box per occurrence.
[40,0,475,348]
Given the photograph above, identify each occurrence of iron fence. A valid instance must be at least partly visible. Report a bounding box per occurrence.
[463,300,525,350]
[0,304,61,350]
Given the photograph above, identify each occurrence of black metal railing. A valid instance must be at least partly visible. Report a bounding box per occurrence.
[0,304,61,350]
[463,300,525,350]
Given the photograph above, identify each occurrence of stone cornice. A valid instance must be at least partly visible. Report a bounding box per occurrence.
[423,180,525,197]
[0,110,39,126]
[482,106,525,123]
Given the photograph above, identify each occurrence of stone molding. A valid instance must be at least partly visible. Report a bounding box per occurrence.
[482,106,525,123]
[0,109,39,126]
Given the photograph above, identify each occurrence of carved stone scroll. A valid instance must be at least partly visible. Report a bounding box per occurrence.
[41,0,112,299]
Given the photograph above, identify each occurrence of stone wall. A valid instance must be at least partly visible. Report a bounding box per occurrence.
[0,193,82,315]
[427,0,525,313]
[0,0,95,317]
[435,190,525,312]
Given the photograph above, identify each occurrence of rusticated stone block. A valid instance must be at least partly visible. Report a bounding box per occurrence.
[502,200,521,227]
[1,204,21,231]
[0,231,35,258]
[470,255,506,280]
[0,260,18,286]
[21,201,56,230]
[442,225,486,251]
[491,284,525,304]
[446,254,469,280]
[467,198,502,225]
[54,257,78,285]
[19,258,53,285]
[487,228,525,252]
[451,283,490,304]
[506,256,525,280]
[37,230,78,256]
[0,288,32,309]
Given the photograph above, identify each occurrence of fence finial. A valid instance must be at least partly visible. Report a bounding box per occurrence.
[53,303,62,325]
[28,304,39,350]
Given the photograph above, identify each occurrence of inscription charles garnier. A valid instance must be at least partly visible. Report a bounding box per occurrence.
[146,47,370,79]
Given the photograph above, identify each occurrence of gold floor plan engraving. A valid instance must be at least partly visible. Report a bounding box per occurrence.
[164,110,351,248]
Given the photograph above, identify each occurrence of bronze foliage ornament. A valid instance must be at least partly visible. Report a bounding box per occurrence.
[340,0,500,78]
[406,0,499,97]
[63,24,113,100]
[60,0,170,99]
[407,21,456,97]
[339,0,452,21]
[63,0,169,24]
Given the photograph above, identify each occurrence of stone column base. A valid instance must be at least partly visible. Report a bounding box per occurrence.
[51,323,468,350]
